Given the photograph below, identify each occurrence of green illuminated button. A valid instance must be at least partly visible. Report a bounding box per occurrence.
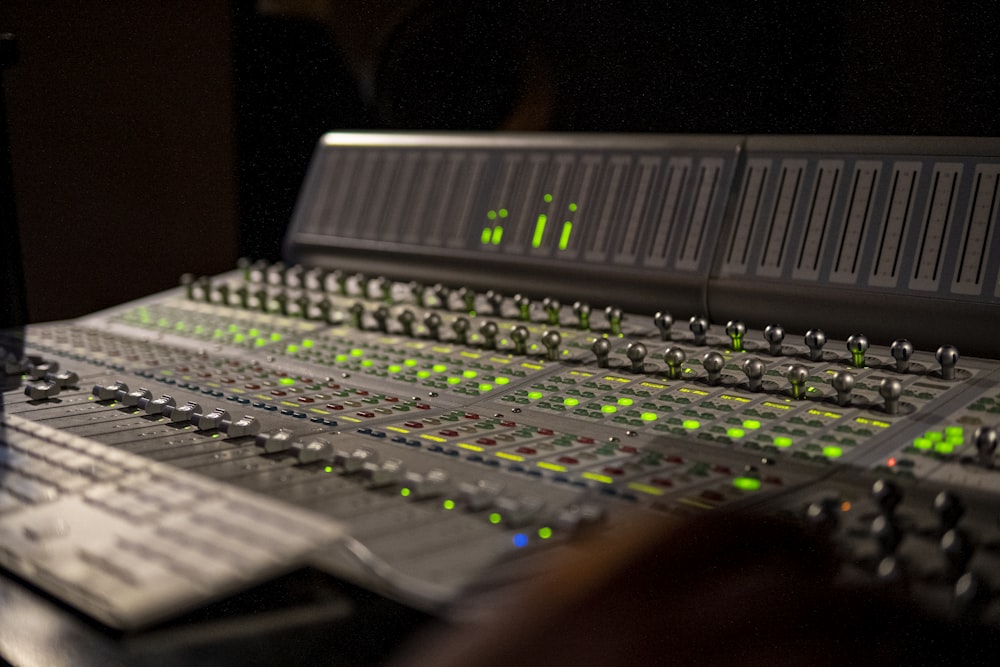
[564,397,580,406]
[417,370,431,379]
[743,419,761,430]
[432,364,447,373]
[641,412,658,422]
[388,364,402,373]
[934,442,955,454]
[478,383,493,392]
[350,348,364,357]
[618,397,634,406]
[733,477,761,491]
[279,377,295,386]
[527,391,543,400]
[442,499,456,510]
[727,428,745,439]
[774,436,793,448]
[601,405,617,414]
[913,437,933,450]
[682,419,699,429]
[822,446,843,459]
[495,376,510,385]
[463,370,478,379]
[447,377,462,385]
[926,431,943,442]
[538,526,553,539]
[489,512,502,524]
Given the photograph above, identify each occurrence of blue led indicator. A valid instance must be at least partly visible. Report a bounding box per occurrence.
[512,533,529,548]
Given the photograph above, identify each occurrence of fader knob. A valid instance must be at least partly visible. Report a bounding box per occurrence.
[725,320,746,352]
[224,415,261,438]
[480,321,499,350]
[702,351,725,386]
[45,370,79,388]
[510,325,529,355]
[954,573,989,616]
[398,309,416,337]
[653,311,673,341]
[764,324,785,356]
[541,330,562,361]
[787,364,809,400]
[935,344,959,380]
[92,381,128,401]
[625,342,647,373]
[144,394,176,415]
[349,302,365,329]
[452,317,470,345]
[542,298,561,325]
[573,301,591,330]
[804,329,827,361]
[890,339,914,373]
[424,313,443,341]
[591,338,611,368]
[122,387,152,407]
[689,316,709,346]
[940,529,974,580]
[24,382,60,400]
[168,401,202,423]
[515,294,531,321]
[192,407,229,431]
[878,378,902,415]
[373,306,390,333]
[432,283,451,309]
[974,426,997,468]
[664,347,686,380]
[805,498,840,533]
[605,307,623,336]
[933,491,965,532]
[871,479,902,516]
[457,287,476,312]
[871,514,903,554]
[847,334,869,369]
[875,556,904,585]
[831,371,855,407]
[486,290,504,316]
[741,357,765,392]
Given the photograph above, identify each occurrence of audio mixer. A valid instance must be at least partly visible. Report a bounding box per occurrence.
[2,133,1000,660]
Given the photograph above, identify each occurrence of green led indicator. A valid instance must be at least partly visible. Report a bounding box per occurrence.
[417,370,430,379]
[443,499,456,510]
[324,466,333,473]
[400,487,411,497]
[641,412,658,422]
[404,359,418,367]
[335,354,348,363]
[272,333,284,342]
[945,426,963,437]
[487,210,498,220]
[527,391,543,400]
[498,208,509,218]
[157,317,169,327]
[913,437,933,450]
[532,214,548,248]
[350,348,364,357]
[727,428,745,439]
[233,333,246,343]
[543,193,553,203]
[617,397,633,406]
[682,419,700,429]
[478,383,494,392]
[491,226,503,245]
[495,376,509,385]
[447,377,461,385]
[564,397,580,406]
[733,477,762,491]
[175,321,186,331]
[255,338,267,347]
[823,446,844,459]
[387,364,402,373]
[463,370,478,379]
[361,360,374,367]
[568,202,578,212]
[538,526,553,539]
[558,222,573,251]
[279,377,295,386]
[482,227,492,244]
[489,512,502,524]
[926,431,943,442]
[774,436,793,448]
[935,442,956,454]
[228,324,239,332]
[601,405,617,414]
[432,364,447,373]
[249,328,260,337]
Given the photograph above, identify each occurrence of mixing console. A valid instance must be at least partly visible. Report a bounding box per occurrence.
[2,133,1000,658]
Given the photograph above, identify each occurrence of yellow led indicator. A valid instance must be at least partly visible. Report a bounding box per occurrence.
[537,462,568,472]
[582,472,614,484]
[458,443,484,452]
[628,482,665,496]
[496,452,525,462]
[532,214,548,248]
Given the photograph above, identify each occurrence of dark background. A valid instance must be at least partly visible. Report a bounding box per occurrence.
[2,1,998,325]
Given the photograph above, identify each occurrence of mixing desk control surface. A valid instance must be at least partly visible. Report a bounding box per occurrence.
[2,133,1000,655]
